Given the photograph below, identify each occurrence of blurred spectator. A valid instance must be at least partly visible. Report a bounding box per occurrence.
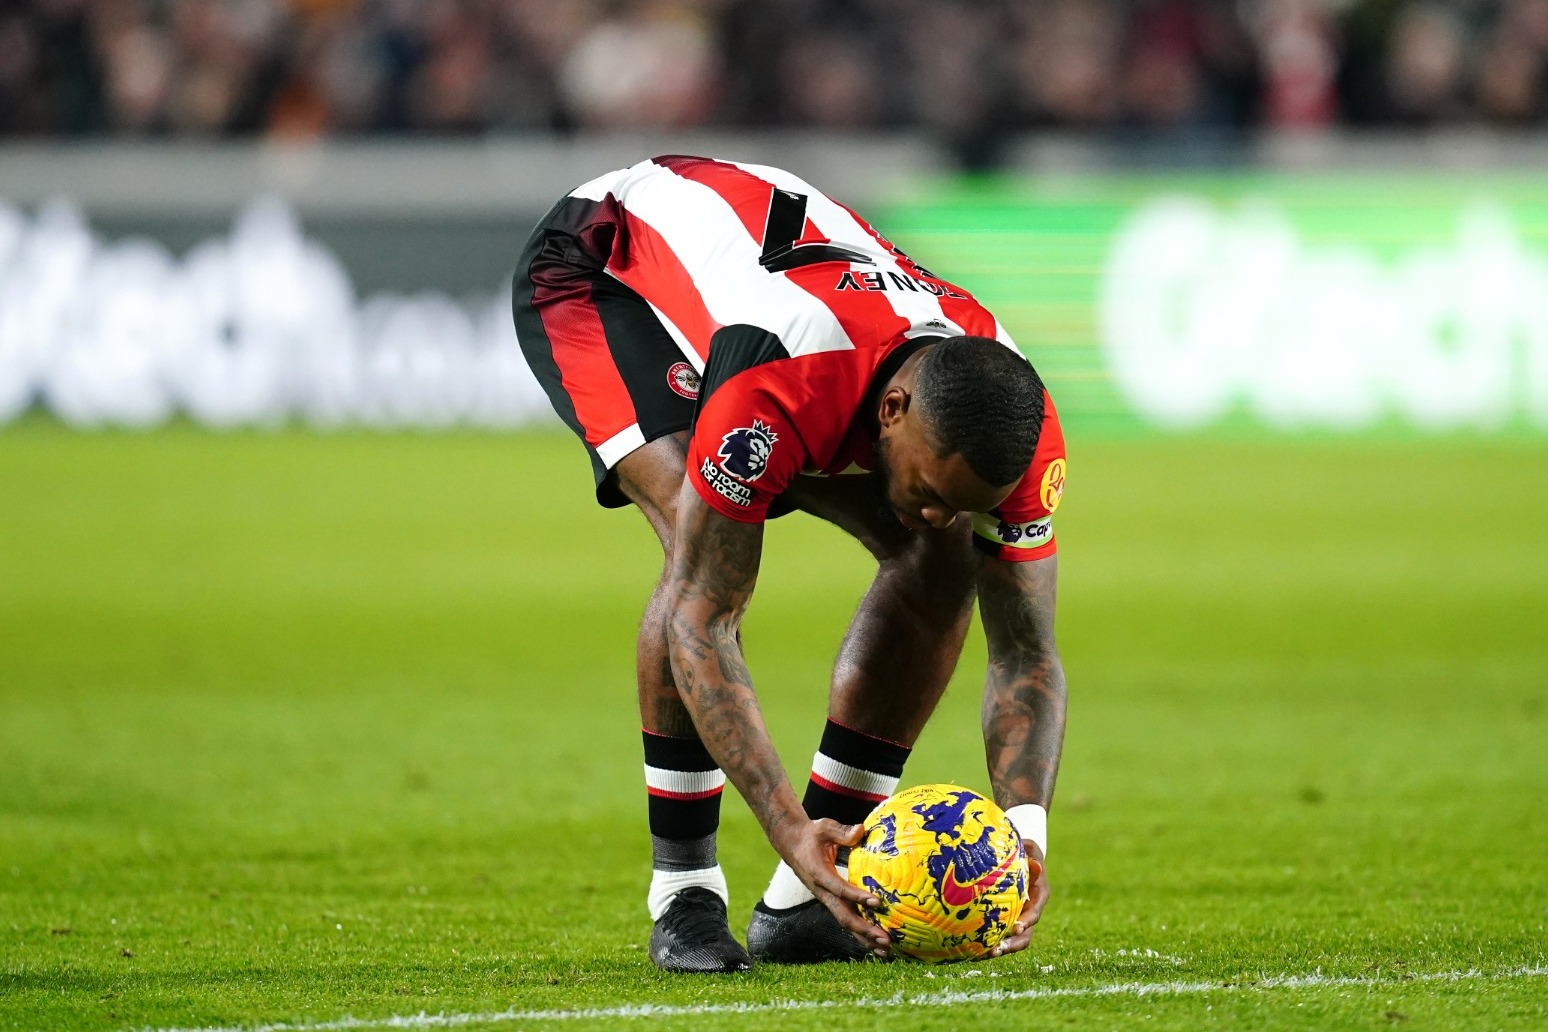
[405,1,495,133]
[1120,0,1261,130]
[1,0,1547,153]
[559,1,719,129]
[1384,2,1469,123]
[1250,0,1336,129]
[96,9,174,134]
[2,0,102,134]
[1476,0,1548,122]
[1011,0,1124,128]
[0,8,46,133]
[903,1,1010,165]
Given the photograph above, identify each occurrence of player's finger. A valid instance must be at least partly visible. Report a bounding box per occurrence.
[819,866,882,909]
[812,818,866,848]
[991,923,1033,958]
[816,889,890,950]
[1023,873,1050,925]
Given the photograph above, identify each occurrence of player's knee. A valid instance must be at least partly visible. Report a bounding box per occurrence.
[650,507,679,561]
[884,521,976,600]
[615,433,690,554]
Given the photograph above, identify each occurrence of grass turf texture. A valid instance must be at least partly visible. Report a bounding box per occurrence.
[1,423,1544,1031]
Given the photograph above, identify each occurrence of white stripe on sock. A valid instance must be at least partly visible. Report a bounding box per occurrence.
[643,765,726,795]
[811,753,898,798]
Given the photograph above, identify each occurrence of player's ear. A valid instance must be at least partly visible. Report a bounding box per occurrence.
[878,385,910,429]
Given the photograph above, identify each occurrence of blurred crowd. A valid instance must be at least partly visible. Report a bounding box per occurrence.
[3,0,1547,155]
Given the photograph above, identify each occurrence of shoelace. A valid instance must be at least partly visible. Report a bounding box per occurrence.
[662,889,731,943]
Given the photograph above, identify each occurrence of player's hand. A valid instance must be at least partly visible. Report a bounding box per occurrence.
[991,843,1049,959]
[776,817,892,956]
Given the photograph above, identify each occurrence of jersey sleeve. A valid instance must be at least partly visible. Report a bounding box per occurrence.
[971,391,1067,563]
[686,374,806,523]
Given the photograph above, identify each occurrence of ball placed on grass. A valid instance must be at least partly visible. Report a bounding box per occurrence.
[847,783,1029,963]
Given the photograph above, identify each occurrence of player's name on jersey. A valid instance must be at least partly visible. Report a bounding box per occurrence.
[834,270,968,298]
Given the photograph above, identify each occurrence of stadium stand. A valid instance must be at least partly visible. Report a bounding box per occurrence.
[2,0,1546,161]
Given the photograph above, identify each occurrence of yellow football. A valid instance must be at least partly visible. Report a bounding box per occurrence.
[847,784,1029,963]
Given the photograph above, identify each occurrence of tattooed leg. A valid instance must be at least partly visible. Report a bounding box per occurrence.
[615,432,748,946]
[615,431,695,737]
[667,478,891,950]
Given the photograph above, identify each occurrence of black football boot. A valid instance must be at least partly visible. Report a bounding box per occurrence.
[648,887,753,973]
[746,898,874,963]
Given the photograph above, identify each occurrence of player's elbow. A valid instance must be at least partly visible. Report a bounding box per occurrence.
[665,593,743,661]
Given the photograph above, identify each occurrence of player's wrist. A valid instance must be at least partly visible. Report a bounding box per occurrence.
[1005,803,1048,859]
[763,798,815,854]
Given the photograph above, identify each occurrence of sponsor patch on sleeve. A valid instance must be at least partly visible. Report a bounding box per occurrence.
[1040,457,1067,513]
[973,512,1054,551]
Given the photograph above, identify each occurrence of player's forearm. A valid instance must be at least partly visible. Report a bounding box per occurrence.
[666,609,806,842]
[667,489,808,847]
[981,649,1066,810]
[977,555,1066,812]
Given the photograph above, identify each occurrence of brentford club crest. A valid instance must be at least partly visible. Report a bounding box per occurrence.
[666,362,700,399]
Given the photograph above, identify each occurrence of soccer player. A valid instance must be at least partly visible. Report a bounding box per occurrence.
[514,156,1067,972]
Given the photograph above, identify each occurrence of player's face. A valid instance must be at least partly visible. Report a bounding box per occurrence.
[875,417,1016,531]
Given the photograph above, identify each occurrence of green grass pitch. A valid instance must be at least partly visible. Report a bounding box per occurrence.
[1,422,1545,1030]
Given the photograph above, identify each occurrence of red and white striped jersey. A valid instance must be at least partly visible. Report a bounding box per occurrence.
[567,155,1066,562]
[569,155,1014,359]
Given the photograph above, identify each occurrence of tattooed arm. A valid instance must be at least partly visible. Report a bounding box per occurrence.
[665,482,889,951]
[977,551,1065,956]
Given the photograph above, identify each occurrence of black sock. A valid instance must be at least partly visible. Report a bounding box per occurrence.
[803,718,911,825]
[643,729,723,872]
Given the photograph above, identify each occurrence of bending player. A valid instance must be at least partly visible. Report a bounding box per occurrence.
[513,155,1067,971]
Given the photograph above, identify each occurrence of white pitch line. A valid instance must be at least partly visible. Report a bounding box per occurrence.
[141,965,1548,1032]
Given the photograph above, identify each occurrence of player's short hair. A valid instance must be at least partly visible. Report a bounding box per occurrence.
[913,336,1045,487]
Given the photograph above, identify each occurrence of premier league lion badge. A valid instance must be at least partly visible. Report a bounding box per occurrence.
[718,420,779,482]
